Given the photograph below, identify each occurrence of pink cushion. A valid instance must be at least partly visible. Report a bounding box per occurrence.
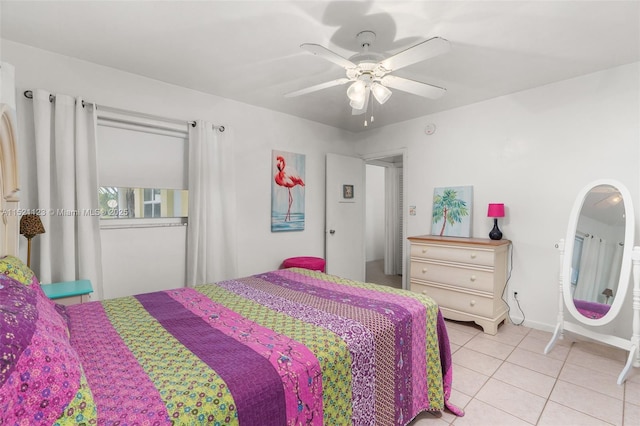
[282,256,326,272]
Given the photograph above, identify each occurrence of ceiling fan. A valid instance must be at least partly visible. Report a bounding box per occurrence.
[286,30,451,118]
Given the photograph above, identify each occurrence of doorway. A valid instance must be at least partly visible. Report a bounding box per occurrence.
[365,153,405,289]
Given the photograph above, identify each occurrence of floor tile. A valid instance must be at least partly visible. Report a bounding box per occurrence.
[450,364,490,397]
[451,398,530,426]
[624,401,640,425]
[571,340,628,363]
[549,380,623,425]
[518,333,570,361]
[465,334,516,360]
[559,362,624,400]
[447,327,476,347]
[493,361,556,398]
[565,344,626,379]
[625,380,640,406]
[452,347,503,376]
[482,322,530,346]
[538,400,615,426]
[507,347,564,378]
[475,378,547,424]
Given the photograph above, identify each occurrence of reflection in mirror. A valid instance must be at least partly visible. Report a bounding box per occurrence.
[570,184,625,319]
[98,187,188,219]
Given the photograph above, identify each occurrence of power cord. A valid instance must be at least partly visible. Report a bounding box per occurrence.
[511,291,525,325]
[502,242,525,325]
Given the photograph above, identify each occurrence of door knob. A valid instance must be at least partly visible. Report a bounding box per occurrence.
[329,229,335,235]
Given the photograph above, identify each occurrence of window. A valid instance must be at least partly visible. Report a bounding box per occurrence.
[143,188,161,217]
[96,111,189,224]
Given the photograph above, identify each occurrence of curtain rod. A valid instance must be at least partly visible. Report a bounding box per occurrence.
[23,90,225,132]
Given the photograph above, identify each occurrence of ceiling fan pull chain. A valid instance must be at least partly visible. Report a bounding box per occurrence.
[370,93,375,124]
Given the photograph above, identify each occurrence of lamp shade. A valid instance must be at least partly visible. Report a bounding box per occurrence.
[20,214,45,238]
[371,82,392,105]
[487,203,505,218]
[347,81,366,104]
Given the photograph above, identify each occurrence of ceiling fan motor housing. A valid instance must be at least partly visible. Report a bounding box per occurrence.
[356,30,376,47]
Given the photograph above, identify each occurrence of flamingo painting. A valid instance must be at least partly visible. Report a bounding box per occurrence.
[272,151,306,231]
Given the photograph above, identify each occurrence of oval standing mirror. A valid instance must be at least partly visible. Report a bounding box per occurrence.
[562,179,635,326]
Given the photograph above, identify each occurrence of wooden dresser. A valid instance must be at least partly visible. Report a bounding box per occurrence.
[408,235,510,335]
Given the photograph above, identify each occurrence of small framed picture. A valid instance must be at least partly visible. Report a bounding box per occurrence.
[343,184,354,199]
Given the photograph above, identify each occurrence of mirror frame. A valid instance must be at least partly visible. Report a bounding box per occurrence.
[562,179,635,326]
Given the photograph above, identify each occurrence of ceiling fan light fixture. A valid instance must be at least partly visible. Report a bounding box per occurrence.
[371,82,392,104]
[349,97,366,110]
[347,80,366,103]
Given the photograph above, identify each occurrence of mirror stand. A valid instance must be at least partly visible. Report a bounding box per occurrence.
[545,240,640,384]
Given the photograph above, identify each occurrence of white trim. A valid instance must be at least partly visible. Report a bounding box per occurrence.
[97,107,189,137]
[100,217,187,230]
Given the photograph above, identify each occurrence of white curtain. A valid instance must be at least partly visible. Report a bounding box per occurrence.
[32,90,103,299]
[605,242,624,297]
[384,166,400,275]
[573,234,607,302]
[186,121,237,286]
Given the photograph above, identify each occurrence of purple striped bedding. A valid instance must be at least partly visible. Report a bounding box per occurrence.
[1,259,463,425]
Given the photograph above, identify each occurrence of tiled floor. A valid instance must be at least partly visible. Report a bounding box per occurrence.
[366,259,403,289]
[410,320,640,425]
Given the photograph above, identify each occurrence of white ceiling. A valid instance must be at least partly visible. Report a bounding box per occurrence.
[1,1,639,133]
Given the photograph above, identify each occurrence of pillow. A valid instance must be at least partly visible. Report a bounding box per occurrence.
[0,255,38,287]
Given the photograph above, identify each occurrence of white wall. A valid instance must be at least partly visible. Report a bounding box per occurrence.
[365,164,385,261]
[353,62,640,335]
[3,40,357,297]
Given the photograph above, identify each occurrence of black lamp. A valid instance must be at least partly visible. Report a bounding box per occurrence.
[487,203,505,240]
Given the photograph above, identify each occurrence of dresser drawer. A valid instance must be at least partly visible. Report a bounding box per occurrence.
[411,282,495,318]
[410,243,495,267]
[410,261,495,293]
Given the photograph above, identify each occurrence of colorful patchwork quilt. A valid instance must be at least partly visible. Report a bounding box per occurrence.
[1,260,462,425]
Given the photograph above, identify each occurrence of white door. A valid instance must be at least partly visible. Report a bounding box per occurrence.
[325,153,365,281]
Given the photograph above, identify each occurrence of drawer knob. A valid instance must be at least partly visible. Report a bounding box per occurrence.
[422,267,428,273]
[422,248,428,253]
[470,253,477,259]
[470,275,477,282]
[470,300,476,307]
[422,290,428,295]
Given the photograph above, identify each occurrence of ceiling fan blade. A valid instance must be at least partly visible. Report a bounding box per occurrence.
[379,37,450,72]
[285,78,351,98]
[301,43,357,69]
[381,75,446,99]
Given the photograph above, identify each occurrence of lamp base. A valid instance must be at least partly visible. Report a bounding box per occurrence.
[26,237,33,268]
[489,219,503,240]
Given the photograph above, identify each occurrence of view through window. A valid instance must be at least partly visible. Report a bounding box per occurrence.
[99,187,188,219]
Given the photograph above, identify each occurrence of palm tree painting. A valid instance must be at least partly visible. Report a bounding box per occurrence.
[431,186,473,237]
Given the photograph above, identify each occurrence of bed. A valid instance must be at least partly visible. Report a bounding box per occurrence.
[0,103,462,425]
